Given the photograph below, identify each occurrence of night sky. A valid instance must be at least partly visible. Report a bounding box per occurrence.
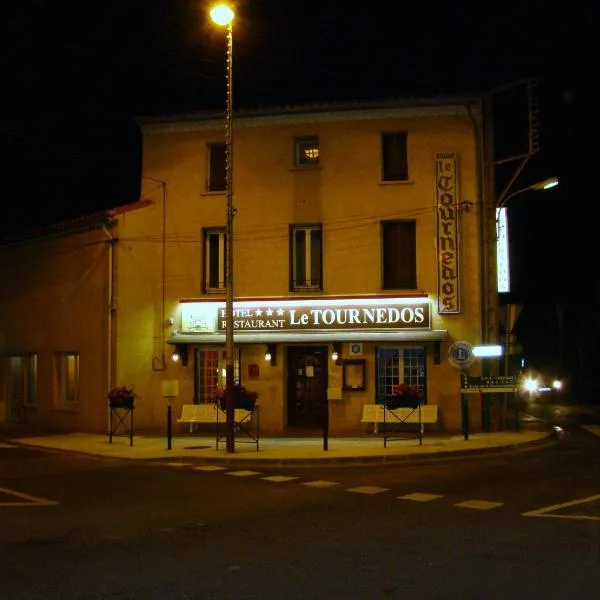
[3,1,598,382]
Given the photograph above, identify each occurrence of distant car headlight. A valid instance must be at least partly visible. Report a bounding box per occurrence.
[552,379,563,391]
[523,378,539,393]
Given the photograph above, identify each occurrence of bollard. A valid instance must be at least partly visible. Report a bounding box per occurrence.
[167,404,172,450]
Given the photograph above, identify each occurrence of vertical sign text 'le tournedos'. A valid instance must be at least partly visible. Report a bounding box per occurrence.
[436,152,460,314]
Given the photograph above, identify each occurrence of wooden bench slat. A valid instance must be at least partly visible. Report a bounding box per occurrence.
[177,404,253,424]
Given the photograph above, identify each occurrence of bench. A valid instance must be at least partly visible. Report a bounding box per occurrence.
[177,403,260,451]
[361,403,438,447]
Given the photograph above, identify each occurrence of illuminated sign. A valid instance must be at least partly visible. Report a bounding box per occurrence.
[181,297,431,334]
[496,207,510,293]
[436,152,461,314]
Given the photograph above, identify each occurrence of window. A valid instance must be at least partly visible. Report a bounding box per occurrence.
[7,353,37,406]
[195,348,241,403]
[207,142,226,191]
[376,347,426,404]
[294,136,320,167]
[203,228,226,292]
[290,224,322,290]
[381,220,416,289]
[381,132,409,181]
[55,352,79,406]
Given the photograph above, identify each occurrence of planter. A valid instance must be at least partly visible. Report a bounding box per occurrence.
[219,391,258,412]
[109,396,135,409]
[385,395,420,410]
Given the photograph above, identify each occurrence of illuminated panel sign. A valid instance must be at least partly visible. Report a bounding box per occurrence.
[496,207,510,293]
[436,152,460,314]
[181,297,431,334]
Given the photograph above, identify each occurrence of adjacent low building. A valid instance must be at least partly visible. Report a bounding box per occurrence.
[0,97,496,434]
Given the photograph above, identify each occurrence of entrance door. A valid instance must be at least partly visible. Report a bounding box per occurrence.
[287,346,328,429]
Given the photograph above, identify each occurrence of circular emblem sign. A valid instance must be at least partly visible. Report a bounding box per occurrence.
[448,341,475,370]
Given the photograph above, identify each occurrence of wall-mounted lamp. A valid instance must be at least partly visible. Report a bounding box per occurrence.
[265,343,277,366]
[170,344,188,366]
[331,342,342,365]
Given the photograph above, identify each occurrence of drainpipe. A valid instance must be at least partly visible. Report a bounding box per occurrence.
[102,225,117,433]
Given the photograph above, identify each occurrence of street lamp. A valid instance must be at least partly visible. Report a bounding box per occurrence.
[210,3,235,453]
[497,177,558,208]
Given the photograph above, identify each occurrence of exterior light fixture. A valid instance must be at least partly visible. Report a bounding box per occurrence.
[264,351,272,362]
[331,343,342,364]
[171,351,180,362]
[265,344,276,366]
[472,344,503,358]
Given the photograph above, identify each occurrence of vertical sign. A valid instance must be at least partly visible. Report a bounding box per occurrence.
[436,152,460,314]
[496,207,510,293]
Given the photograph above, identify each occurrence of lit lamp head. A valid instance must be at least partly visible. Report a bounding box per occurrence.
[210,4,234,26]
[171,351,180,363]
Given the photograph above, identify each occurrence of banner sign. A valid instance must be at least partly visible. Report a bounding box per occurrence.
[436,152,461,314]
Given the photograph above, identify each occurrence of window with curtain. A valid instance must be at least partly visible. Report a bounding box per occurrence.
[381,220,417,289]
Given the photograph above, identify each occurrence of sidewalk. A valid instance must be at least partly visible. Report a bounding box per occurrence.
[4,429,554,466]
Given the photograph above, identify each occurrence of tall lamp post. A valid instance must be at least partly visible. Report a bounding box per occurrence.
[210,3,236,453]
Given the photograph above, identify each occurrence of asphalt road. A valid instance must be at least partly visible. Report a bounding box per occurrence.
[1,400,599,599]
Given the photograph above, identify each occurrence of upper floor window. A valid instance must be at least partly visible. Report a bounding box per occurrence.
[203,228,226,292]
[207,142,226,191]
[290,224,322,291]
[55,352,79,407]
[294,136,320,167]
[381,220,416,289]
[381,132,409,181]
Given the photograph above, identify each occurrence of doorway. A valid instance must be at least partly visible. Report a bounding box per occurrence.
[286,346,328,429]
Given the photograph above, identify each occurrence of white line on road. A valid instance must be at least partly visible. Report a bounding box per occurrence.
[582,425,600,438]
[455,499,504,511]
[0,443,16,448]
[163,462,194,467]
[302,480,340,488]
[347,486,389,495]
[261,475,299,483]
[193,465,227,471]
[398,492,444,502]
[0,487,58,507]
[522,494,600,521]
[225,470,262,477]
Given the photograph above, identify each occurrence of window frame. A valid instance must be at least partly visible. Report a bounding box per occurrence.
[381,219,417,290]
[289,224,323,291]
[54,351,79,408]
[381,131,409,182]
[202,227,227,293]
[294,136,320,168]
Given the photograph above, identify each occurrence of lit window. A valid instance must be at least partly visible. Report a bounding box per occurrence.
[207,142,226,191]
[294,136,320,167]
[290,224,322,290]
[381,220,417,289]
[381,132,409,181]
[376,347,426,403]
[203,228,226,292]
[55,352,79,406]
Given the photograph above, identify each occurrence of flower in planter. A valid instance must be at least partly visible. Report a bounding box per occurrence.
[108,385,135,400]
[387,383,424,408]
[213,383,258,411]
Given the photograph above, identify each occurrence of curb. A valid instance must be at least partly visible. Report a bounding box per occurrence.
[6,431,556,468]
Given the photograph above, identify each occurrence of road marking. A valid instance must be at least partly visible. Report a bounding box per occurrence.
[261,475,299,483]
[455,499,504,511]
[398,492,444,502]
[347,486,389,495]
[193,465,227,472]
[302,480,339,488]
[0,443,16,448]
[582,425,600,438]
[163,462,193,467]
[0,487,58,507]
[522,494,600,521]
[225,470,261,477]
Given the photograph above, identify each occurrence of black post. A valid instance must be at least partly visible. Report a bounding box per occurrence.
[460,370,469,440]
[323,398,329,451]
[167,404,172,450]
